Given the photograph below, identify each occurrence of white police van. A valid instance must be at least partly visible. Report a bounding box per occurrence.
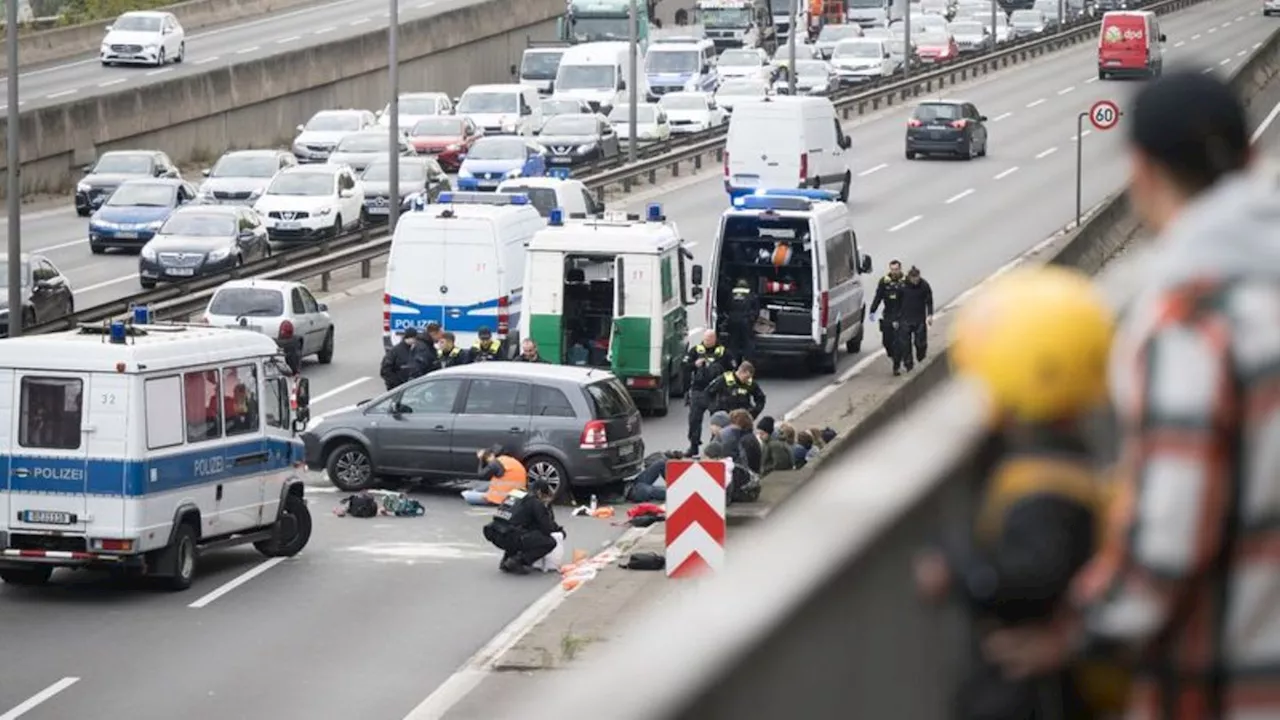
[383,192,545,353]
[708,188,872,373]
[0,309,314,590]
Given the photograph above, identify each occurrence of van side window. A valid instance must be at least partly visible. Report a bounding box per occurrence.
[462,379,531,416]
[145,376,185,449]
[184,370,222,443]
[532,384,576,417]
[19,377,83,450]
[826,231,856,287]
[222,365,260,436]
[264,377,288,429]
[660,256,674,302]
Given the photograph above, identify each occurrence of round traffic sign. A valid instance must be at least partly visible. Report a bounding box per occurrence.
[1089,100,1120,131]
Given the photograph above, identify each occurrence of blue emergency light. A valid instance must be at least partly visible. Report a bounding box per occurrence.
[410,194,428,211]
[132,305,151,325]
[646,203,664,222]
[436,192,530,206]
[753,188,839,202]
[549,207,565,226]
[109,321,127,344]
[735,195,815,212]
[547,167,572,180]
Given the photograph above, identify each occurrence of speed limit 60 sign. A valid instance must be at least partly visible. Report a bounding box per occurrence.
[1089,100,1121,131]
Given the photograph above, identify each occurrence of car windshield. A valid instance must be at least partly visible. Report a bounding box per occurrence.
[94,154,153,174]
[467,138,525,160]
[336,134,389,152]
[609,104,657,123]
[863,28,890,38]
[951,21,982,34]
[397,97,442,115]
[1011,10,1042,23]
[695,7,753,27]
[521,50,564,79]
[914,102,962,121]
[458,91,519,114]
[834,40,881,58]
[660,94,708,110]
[719,79,766,95]
[647,49,699,73]
[794,60,829,76]
[361,161,427,182]
[1034,1,1058,15]
[210,154,278,178]
[106,183,174,207]
[556,64,617,90]
[267,173,333,196]
[918,32,949,45]
[113,14,161,32]
[719,49,760,67]
[544,100,585,115]
[980,12,1008,26]
[0,262,29,287]
[411,117,464,136]
[819,25,861,42]
[209,288,284,317]
[161,212,236,237]
[540,115,598,134]
[586,378,635,418]
[305,113,362,132]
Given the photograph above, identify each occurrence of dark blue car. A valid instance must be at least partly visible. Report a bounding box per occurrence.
[457,137,547,191]
[88,178,199,254]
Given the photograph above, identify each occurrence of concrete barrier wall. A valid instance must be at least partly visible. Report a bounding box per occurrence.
[0,0,331,72]
[0,0,561,196]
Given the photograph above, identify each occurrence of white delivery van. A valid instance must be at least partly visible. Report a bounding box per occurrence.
[519,204,701,415]
[457,84,544,136]
[0,316,314,590]
[724,95,853,201]
[553,42,650,115]
[383,192,546,353]
[708,189,872,373]
[497,175,605,218]
[519,44,569,96]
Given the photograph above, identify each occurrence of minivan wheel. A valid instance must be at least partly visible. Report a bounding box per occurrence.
[327,442,375,491]
[846,323,864,354]
[526,455,569,503]
[651,382,669,417]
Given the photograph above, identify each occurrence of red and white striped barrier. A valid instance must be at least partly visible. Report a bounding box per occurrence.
[665,459,727,578]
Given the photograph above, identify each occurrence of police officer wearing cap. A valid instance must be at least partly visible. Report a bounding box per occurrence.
[470,326,504,362]
[705,360,766,418]
[725,277,759,366]
[682,329,729,456]
[869,259,907,373]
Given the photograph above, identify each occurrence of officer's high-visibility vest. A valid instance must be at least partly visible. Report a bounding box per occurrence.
[484,456,528,505]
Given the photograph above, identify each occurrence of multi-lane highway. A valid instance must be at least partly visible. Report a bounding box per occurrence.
[0,0,477,115]
[1,0,1277,717]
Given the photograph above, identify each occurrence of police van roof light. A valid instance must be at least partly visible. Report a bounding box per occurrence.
[754,188,839,202]
[437,192,530,206]
[549,207,565,226]
[109,321,127,344]
[547,167,572,180]
[646,203,664,222]
[131,305,151,325]
[737,195,814,212]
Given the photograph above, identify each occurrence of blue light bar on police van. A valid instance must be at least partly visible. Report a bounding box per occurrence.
[753,188,839,202]
[547,167,572,180]
[437,192,530,206]
[734,195,815,212]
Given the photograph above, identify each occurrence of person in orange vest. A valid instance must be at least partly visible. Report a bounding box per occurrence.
[461,445,529,506]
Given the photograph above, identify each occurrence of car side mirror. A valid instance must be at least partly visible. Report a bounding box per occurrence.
[104,24,112,31]
[339,189,354,198]
[521,105,533,116]
[979,115,988,121]
[510,63,518,76]
[317,302,329,312]
[691,263,704,285]
[292,411,309,433]
[83,165,94,175]
[617,80,627,91]
[1159,33,1166,42]
[860,254,873,274]
[296,124,305,133]
[294,377,311,407]
[702,63,711,73]
[201,168,211,177]
[839,135,852,149]
[452,97,461,105]
[691,285,704,300]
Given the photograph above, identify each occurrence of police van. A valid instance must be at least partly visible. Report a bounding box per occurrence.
[708,188,872,373]
[0,311,313,590]
[383,192,545,353]
[645,35,720,98]
[519,204,701,415]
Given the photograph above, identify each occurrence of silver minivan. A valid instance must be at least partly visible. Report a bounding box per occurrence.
[302,364,645,500]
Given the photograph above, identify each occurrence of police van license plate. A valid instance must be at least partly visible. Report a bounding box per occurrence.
[20,510,76,525]
[733,174,760,187]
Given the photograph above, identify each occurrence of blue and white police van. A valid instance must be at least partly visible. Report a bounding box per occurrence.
[0,312,313,590]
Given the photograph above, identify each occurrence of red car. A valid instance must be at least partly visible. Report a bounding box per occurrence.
[914,31,959,64]
[407,116,480,172]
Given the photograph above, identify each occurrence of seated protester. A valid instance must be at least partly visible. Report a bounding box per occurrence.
[715,410,751,471]
[706,411,732,448]
[434,331,467,370]
[756,416,794,476]
[793,430,819,468]
[470,326,504,362]
[515,338,547,362]
[624,451,684,502]
[806,426,828,453]
[703,441,761,504]
[461,445,528,506]
[820,427,837,446]
[482,480,564,575]
[731,409,763,476]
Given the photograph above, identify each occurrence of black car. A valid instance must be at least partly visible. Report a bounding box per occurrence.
[905,99,989,160]
[75,150,180,216]
[535,114,620,167]
[0,253,74,336]
[138,205,271,289]
[359,156,452,224]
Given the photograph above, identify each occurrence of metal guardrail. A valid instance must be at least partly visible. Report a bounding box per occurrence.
[29,0,1206,334]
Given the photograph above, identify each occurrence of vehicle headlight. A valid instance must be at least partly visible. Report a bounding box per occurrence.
[100,44,110,53]
[575,143,597,153]
[146,220,164,230]
[141,245,157,260]
[445,143,462,152]
[197,186,214,199]
[458,167,473,178]
[77,182,90,192]
[249,187,264,199]
[207,247,233,262]
[91,220,115,230]
[316,206,332,216]
[145,44,158,51]
[505,168,523,178]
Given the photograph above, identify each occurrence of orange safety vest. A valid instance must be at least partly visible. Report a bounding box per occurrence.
[484,455,528,505]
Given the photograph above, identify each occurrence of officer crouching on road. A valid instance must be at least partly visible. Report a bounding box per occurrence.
[682,329,729,456]
[482,480,564,575]
[470,326,504,362]
[897,266,934,373]
[725,278,759,367]
[705,361,766,419]
[869,259,907,375]
[433,331,468,371]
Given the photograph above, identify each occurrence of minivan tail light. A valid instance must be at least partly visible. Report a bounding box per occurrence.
[382,293,391,333]
[799,152,808,181]
[723,150,730,178]
[950,120,967,129]
[580,420,608,450]
[819,290,829,328]
[279,320,295,340]
[497,295,510,335]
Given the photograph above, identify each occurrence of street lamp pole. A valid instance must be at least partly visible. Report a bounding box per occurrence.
[787,0,797,94]
[902,7,911,80]
[627,0,638,163]
[7,0,20,336]
[388,0,400,231]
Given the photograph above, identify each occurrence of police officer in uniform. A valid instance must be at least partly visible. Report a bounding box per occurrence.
[869,259,907,375]
[433,331,468,371]
[705,360,766,419]
[682,329,729,456]
[724,278,759,367]
[470,326,504,362]
[482,480,563,575]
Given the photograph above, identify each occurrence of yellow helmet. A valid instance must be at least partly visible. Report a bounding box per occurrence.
[950,266,1115,422]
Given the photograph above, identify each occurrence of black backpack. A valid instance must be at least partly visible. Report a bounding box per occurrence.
[343,492,379,518]
[727,467,761,504]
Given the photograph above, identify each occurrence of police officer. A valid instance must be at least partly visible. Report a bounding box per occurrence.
[482,480,563,575]
[705,360,766,418]
[379,327,430,390]
[869,259,907,374]
[682,329,729,456]
[724,278,759,367]
[433,331,468,371]
[897,266,934,373]
[470,326,504,362]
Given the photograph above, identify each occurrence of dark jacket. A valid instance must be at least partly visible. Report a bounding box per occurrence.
[705,372,766,416]
[762,436,795,475]
[683,343,729,393]
[739,431,763,475]
[869,274,905,320]
[380,341,429,389]
[499,492,563,536]
[899,278,934,325]
[470,338,504,362]
[515,353,547,362]
[434,345,468,371]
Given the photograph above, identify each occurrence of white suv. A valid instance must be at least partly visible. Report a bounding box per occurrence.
[100,11,185,67]
[204,279,336,373]
[252,165,365,247]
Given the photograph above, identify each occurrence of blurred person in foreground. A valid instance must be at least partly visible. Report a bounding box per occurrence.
[916,266,1124,719]
[984,71,1277,718]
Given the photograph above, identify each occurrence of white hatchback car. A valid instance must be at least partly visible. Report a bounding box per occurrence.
[659,92,726,134]
[204,279,335,373]
[608,103,672,144]
[252,165,366,247]
[100,11,185,67]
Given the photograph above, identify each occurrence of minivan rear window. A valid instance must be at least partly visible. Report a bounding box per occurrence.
[500,186,557,216]
[585,379,634,418]
[209,288,285,317]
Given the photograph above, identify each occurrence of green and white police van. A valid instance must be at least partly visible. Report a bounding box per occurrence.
[518,204,704,416]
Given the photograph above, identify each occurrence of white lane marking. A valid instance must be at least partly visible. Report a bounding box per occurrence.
[41,238,86,252]
[78,274,138,293]
[887,215,921,232]
[1084,76,1097,84]
[276,36,301,44]
[1174,40,1186,48]
[1250,97,1280,143]
[1057,86,1075,95]
[351,17,370,25]
[0,678,80,720]
[1238,50,1248,57]
[1202,67,1215,74]
[994,166,1019,180]
[313,376,373,405]
[1208,26,1217,33]
[1220,58,1232,66]
[1192,33,1202,40]
[0,101,23,111]
[945,189,973,204]
[316,26,336,33]
[416,1,435,6]
[188,557,288,608]
[857,163,887,177]
[1026,98,1045,108]
[1255,42,1264,50]
[1071,129,1092,141]
[45,89,77,99]
[1035,147,1058,159]
[98,78,126,88]
[1237,14,1245,20]
[990,111,1012,122]
[194,56,220,65]
[145,67,172,76]
[1221,21,1231,27]
[235,46,260,55]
